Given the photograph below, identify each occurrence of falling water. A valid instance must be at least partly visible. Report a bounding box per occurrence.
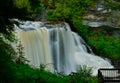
[14,20,113,76]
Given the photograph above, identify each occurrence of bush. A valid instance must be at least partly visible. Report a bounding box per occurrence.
[87,28,120,59]
[69,65,98,83]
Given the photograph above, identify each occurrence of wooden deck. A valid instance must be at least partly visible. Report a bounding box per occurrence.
[98,69,120,83]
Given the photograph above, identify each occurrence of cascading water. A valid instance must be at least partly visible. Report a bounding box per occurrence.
[14,20,113,76]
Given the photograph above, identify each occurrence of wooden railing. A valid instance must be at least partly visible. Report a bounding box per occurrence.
[98,69,120,83]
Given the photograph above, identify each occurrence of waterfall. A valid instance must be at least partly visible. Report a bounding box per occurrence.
[14,20,113,76]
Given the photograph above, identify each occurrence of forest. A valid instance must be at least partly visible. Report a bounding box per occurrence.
[0,0,120,83]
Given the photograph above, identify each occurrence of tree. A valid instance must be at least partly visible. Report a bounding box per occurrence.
[0,0,32,82]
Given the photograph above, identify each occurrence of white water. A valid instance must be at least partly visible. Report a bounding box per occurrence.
[14,20,113,76]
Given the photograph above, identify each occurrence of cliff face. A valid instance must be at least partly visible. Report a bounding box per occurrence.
[110,10,120,26]
[83,0,120,28]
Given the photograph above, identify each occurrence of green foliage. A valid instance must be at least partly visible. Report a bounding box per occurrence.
[13,0,31,12]
[15,41,29,64]
[69,65,98,83]
[0,0,28,35]
[0,36,16,83]
[87,28,120,59]
[29,0,43,13]
[0,0,32,18]
[47,0,98,23]
[12,64,98,83]
[0,0,43,40]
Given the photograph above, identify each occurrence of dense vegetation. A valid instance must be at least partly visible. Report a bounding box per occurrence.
[87,27,120,59]
[82,26,120,59]
[47,0,98,27]
[0,0,120,82]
